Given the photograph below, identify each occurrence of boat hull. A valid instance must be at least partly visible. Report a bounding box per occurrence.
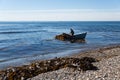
[72,32,87,39]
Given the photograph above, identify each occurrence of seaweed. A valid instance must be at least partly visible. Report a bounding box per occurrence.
[0,57,98,80]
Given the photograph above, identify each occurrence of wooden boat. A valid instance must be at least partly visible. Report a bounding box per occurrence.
[55,32,87,43]
[72,32,87,39]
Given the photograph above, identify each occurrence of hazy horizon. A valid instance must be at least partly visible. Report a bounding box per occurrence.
[0,0,120,21]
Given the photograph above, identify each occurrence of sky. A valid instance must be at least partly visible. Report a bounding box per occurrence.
[0,0,120,21]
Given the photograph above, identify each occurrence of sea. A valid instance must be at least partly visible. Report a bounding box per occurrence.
[0,21,120,69]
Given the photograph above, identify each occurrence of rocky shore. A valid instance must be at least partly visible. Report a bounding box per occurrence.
[29,45,120,80]
[0,45,120,80]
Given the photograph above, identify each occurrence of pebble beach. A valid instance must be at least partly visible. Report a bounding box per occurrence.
[28,45,120,80]
[29,56,120,80]
[0,45,120,80]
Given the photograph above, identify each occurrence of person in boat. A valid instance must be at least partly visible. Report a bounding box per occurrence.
[70,28,74,36]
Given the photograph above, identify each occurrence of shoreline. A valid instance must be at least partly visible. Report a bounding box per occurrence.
[71,44,120,59]
[0,44,119,70]
[0,44,120,80]
[29,44,120,80]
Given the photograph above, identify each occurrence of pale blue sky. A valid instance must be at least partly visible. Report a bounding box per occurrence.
[0,0,120,21]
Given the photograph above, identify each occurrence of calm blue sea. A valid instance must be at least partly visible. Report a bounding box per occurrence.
[0,21,120,69]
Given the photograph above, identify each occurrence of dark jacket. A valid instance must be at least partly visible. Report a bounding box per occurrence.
[70,29,74,36]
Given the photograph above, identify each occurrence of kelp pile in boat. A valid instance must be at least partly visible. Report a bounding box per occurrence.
[55,33,86,43]
[0,57,98,80]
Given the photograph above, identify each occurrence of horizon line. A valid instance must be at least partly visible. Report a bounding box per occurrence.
[0,20,120,22]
